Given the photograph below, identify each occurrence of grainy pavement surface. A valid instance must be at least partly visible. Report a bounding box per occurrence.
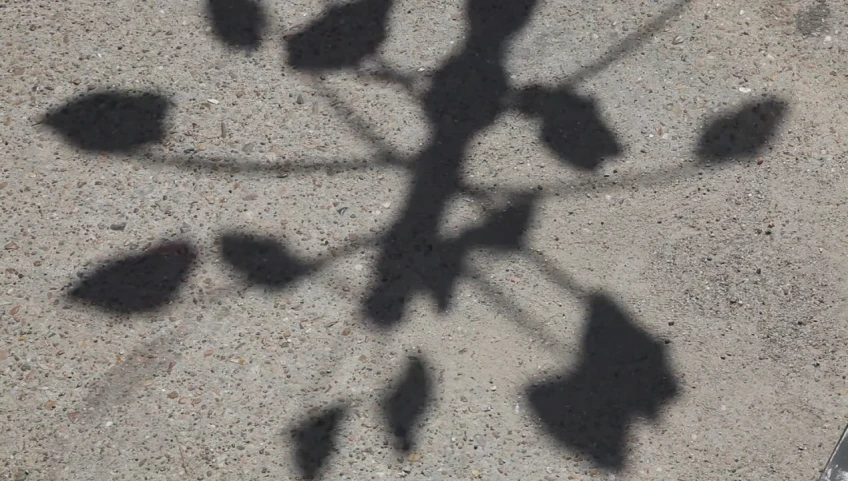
[2,0,848,480]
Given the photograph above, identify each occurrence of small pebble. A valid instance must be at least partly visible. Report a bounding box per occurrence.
[168,391,178,399]
[296,94,304,104]
[207,98,219,104]
[110,222,127,231]
[672,35,684,45]
[67,412,80,423]
[342,328,352,336]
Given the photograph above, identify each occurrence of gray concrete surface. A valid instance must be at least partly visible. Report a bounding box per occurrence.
[2,0,848,480]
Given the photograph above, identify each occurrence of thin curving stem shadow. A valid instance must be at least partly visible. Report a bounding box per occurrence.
[526,294,679,470]
[69,241,196,314]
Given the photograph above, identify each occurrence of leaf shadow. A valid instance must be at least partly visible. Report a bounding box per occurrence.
[290,406,346,480]
[696,97,788,162]
[526,294,679,470]
[69,241,196,314]
[43,91,169,153]
[206,0,267,50]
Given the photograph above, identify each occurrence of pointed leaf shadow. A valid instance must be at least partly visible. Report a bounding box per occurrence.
[219,233,314,288]
[284,0,393,71]
[290,406,346,480]
[69,241,196,314]
[526,294,679,470]
[384,356,431,451]
[207,0,266,50]
[518,86,621,170]
[43,91,169,153]
[696,97,788,162]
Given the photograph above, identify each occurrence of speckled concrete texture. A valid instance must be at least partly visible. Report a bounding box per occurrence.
[2,0,848,480]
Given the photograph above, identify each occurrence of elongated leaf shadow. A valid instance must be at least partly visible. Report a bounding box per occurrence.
[207,0,267,50]
[696,97,788,162]
[526,294,679,470]
[384,356,431,451]
[43,91,169,153]
[290,406,346,480]
[284,0,393,71]
[219,233,316,288]
[69,241,196,314]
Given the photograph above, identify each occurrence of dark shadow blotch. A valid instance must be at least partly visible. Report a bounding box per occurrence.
[219,233,313,288]
[526,294,679,470]
[43,91,169,153]
[696,97,788,162]
[284,0,393,71]
[384,356,431,451]
[290,406,346,480]
[69,241,196,314]
[796,0,830,37]
[207,0,266,50]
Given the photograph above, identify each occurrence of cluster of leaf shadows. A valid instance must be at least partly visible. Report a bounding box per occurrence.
[49,0,792,478]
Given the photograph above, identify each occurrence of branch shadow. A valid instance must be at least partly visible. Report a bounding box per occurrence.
[206,0,267,51]
[351,0,627,327]
[68,241,196,314]
[383,356,431,452]
[526,294,679,470]
[42,91,169,153]
[364,192,537,326]
[290,405,346,480]
[284,0,393,71]
[696,97,788,162]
